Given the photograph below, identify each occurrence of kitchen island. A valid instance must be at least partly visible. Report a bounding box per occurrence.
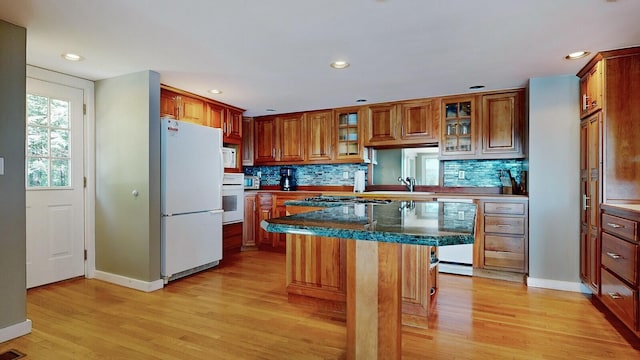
[261,199,477,360]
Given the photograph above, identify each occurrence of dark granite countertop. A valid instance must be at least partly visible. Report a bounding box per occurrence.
[261,200,477,247]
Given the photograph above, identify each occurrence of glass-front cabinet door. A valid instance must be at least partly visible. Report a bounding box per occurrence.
[440,97,476,157]
[335,107,364,161]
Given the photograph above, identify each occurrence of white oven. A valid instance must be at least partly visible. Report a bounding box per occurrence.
[222,173,244,224]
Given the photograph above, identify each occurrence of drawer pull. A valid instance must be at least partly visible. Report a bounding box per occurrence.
[495,224,511,228]
[606,223,623,229]
[607,292,623,300]
[605,252,621,260]
[496,207,511,210]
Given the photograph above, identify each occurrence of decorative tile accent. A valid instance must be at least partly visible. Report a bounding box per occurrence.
[244,164,369,187]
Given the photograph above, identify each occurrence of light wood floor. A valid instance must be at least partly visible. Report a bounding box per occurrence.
[2,251,639,359]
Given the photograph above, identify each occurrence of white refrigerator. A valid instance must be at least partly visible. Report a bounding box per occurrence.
[161,118,224,281]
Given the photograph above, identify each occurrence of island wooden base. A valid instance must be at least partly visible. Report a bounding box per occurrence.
[286,233,438,329]
[347,240,402,360]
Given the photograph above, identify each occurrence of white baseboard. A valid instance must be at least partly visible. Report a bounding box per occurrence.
[0,319,32,343]
[94,270,164,292]
[527,277,589,293]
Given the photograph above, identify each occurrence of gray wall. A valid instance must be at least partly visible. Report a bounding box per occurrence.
[0,20,27,330]
[95,71,161,282]
[528,75,581,284]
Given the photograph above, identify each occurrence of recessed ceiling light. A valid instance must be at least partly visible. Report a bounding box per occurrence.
[469,85,485,90]
[565,51,590,60]
[356,99,367,103]
[208,89,222,94]
[330,61,350,69]
[266,108,276,112]
[61,53,84,61]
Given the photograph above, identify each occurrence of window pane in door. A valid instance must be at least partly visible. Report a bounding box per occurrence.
[26,94,73,188]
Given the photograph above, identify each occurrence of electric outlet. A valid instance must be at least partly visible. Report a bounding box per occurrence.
[458,170,465,180]
[458,211,465,221]
[343,171,349,179]
[257,171,262,178]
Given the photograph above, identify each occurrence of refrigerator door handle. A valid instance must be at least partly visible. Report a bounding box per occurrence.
[209,209,224,214]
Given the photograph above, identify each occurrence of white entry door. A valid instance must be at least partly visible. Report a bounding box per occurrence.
[26,77,85,288]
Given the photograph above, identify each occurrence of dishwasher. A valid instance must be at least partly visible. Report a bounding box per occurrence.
[437,198,474,276]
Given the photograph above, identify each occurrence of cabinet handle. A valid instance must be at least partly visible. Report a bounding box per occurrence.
[607,292,623,300]
[495,224,511,228]
[606,223,623,229]
[582,94,588,111]
[582,194,590,210]
[606,251,622,260]
[272,148,275,158]
[496,206,511,210]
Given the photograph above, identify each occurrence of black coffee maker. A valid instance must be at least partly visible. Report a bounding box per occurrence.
[279,167,297,191]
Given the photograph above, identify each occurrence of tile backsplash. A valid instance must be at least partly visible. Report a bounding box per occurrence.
[443,159,526,187]
[245,159,525,188]
[244,164,369,187]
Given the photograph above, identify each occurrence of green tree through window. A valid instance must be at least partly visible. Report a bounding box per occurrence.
[26,94,71,188]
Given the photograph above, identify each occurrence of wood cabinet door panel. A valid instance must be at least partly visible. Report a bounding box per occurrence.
[180,96,206,126]
[160,90,178,118]
[254,117,277,163]
[399,100,438,143]
[288,234,345,291]
[243,194,257,248]
[605,54,640,202]
[279,114,305,162]
[306,111,333,161]
[366,104,398,145]
[481,91,522,157]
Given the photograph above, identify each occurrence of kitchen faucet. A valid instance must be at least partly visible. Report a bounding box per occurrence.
[398,176,416,192]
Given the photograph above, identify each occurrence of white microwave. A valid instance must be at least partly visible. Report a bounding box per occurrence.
[222,147,236,168]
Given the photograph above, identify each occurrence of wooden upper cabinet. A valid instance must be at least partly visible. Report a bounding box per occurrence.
[306,110,334,162]
[254,116,277,163]
[160,90,178,118]
[365,104,398,145]
[399,99,438,144]
[481,90,525,158]
[278,113,305,162]
[242,117,254,166]
[225,108,243,143]
[440,96,477,158]
[207,103,225,129]
[603,51,640,203]
[579,60,603,119]
[334,107,365,161]
[179,96,206,126]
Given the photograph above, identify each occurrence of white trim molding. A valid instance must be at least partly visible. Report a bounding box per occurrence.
[0,319,32,343]
[527,277,589,293]
[94,270,164,292]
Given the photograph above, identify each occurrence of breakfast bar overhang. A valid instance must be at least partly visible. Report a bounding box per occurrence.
[261,200,477,360]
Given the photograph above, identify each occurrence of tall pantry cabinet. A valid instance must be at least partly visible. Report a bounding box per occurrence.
[578,46,640,337]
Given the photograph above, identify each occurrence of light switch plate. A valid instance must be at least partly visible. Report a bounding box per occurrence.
[0,157,4,175]
[458,170,465,180]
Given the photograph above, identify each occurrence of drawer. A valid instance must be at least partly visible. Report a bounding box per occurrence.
[484,251,525,271]
[601,232,638,286]
[600,269,637,332]
[484,215,525,235]
[484,202,525,215]
[485,235,524,253]
[602,213,638,242]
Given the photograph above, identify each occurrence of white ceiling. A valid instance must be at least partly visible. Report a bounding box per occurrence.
[1,0,639,116]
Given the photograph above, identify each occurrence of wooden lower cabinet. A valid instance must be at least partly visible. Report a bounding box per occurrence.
[599,205,639,337]
[222,222,243,255]
[285,204,438,328]
[476,199,529,274]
